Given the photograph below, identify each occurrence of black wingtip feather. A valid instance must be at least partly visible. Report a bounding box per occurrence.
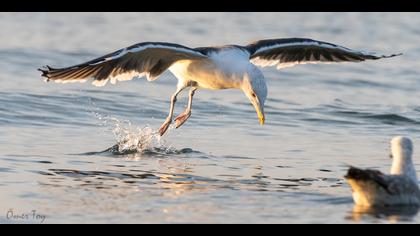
[375,53,403,59]
[38,66,52,80]
[386,53,403,58]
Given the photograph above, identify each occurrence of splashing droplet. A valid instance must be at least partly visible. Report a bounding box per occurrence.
[92,112,177,155]
[113,123,161,154]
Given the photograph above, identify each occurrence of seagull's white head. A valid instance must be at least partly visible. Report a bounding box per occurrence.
[242,67,267,125]
[391,136,413,162]
[390,136,417,181]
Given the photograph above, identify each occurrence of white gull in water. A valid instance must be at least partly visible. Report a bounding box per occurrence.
[39,38,401,136]
[345,136,420,207]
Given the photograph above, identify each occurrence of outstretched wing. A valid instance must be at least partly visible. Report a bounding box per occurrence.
[39,42,208,86]
[246,38,401,69]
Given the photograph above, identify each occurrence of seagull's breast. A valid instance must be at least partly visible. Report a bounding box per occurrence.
[169,47,252,90]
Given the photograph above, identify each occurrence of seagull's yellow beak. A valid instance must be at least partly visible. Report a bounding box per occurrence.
[257,109,265,125]
[245,88,266,126]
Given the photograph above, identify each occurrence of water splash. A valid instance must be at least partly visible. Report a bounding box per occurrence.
[77,98,197,157]
[112,123,162,154]
[93,112,176,155]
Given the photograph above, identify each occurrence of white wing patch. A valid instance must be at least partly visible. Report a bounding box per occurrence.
[91,78,110,87]
[92,71,151,87]
[51,78,89,84]
[93,71,160,87]
[51,71,153,87]
[250,57,334,69]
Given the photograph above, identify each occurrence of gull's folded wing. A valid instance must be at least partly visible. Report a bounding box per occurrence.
[345,166,420,195]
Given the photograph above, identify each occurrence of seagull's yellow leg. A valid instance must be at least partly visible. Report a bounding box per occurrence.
[174,87,197,129]
[158,86,186,136]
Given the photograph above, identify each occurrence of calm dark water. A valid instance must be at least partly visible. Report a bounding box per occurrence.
[1,12,420,223]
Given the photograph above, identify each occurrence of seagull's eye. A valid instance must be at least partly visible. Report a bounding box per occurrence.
[389,154,393,159]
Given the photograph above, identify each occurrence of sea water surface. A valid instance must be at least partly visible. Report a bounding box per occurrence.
[1,12,420,223]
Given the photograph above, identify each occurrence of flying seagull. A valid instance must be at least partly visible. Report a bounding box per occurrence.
[345,136,420,207]
[39,38,401,136]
